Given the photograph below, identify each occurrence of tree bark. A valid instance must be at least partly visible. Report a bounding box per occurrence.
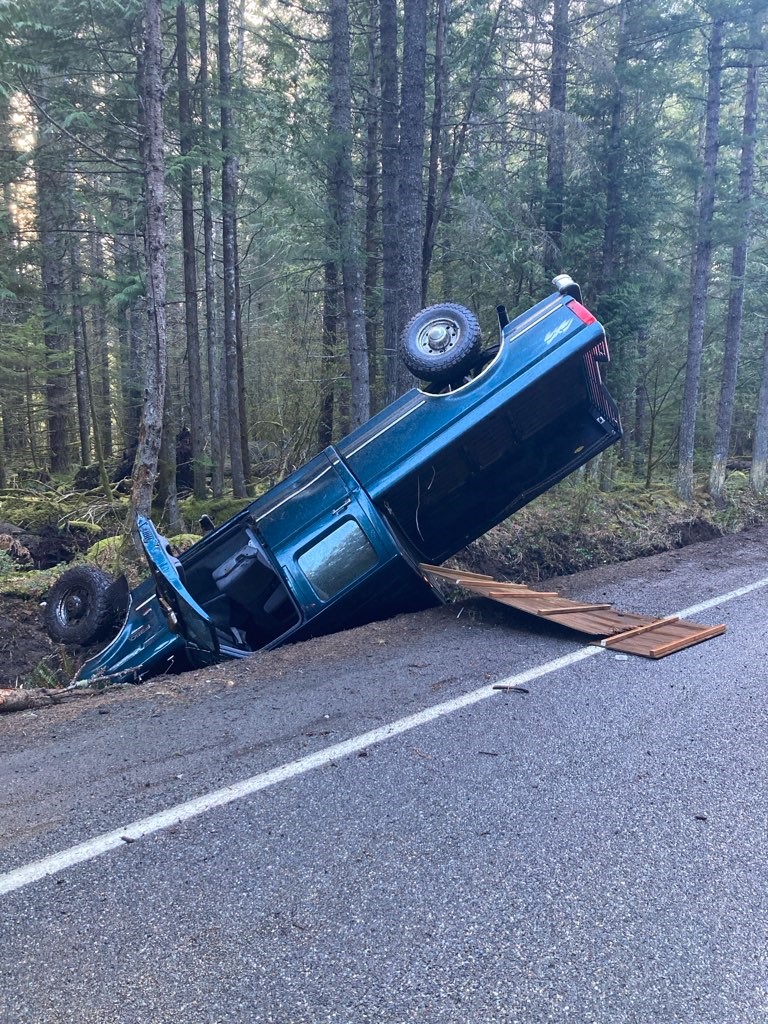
[709,18,761,502]
[676,16,723,502]
[65,160,91,467]
[545,0,569,274]
[234,0,252,484]
[380,0,400,403]
[750,327,768,493]
[34,70,71,473]
[131,0,169,522]
[329,0,370,429]
[599,0,628,295]
[197,0,224,498]
[422,0,448,306]
[633,330,647,479]
[177,0,207,500]
[234,235,252,480]
[157,390,182,531]
[112,192,144,455]
[395,0,428,392]
[318,260,339,449]
[91,229,112,459]
[364,0,380,406]
[218,0,247,497]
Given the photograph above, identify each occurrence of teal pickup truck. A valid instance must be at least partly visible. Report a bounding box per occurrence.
[43,275,621,684]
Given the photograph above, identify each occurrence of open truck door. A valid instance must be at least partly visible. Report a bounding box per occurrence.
[135,516,220,665]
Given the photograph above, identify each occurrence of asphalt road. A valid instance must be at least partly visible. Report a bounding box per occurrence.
[1,529,767,1024]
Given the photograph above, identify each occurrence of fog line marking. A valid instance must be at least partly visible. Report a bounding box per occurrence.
[2,573,765,897]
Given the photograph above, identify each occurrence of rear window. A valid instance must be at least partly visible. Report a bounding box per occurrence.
[298,519,378,600]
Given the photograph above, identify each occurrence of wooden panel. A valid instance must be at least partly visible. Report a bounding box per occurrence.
[420,563,725,659]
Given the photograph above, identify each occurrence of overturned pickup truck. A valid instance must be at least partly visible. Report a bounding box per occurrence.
[44,275,621,684]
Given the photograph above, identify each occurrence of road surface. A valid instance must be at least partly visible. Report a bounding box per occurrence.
[1,529,767,1023]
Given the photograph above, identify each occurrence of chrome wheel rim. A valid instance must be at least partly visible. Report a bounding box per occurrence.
[415,317,461,356]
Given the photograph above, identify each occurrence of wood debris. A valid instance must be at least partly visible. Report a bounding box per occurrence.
[420,563,725,659]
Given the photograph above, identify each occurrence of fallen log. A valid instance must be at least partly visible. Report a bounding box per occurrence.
[0,687,94,713]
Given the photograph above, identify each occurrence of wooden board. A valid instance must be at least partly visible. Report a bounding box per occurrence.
[420,563,725,659]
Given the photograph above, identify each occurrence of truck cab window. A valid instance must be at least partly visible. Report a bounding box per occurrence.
[298,520,378,600]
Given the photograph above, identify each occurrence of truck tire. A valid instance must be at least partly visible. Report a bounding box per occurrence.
[43,565,117,646]
[400,303,482,385]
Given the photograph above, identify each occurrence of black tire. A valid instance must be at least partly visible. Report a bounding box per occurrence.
[400,303,482,385]
[43,565,117,646]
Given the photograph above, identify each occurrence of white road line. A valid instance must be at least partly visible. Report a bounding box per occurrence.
[2,573,766,898]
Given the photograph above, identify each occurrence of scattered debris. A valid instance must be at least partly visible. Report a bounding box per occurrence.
[422,563,725,660]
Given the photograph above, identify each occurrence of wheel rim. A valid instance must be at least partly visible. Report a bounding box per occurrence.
[54,587,88,626]
[415,316,461,357]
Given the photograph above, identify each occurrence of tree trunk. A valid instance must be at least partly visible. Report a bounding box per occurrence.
[380,0,400,403]
[422,0,448,306]
[234,237,252,481]
[112,192,143,454]
[709,19,761,502]
[197,0,224,498]
[69,251,91,467]
[364,0,380,407]
[91,230,113,459]
[218,0,246,497]
[633,330,647,479]
[329,0,370,429]
[177,1,207,500]
[233,0,252,484]
[676,16,723,502]
[599,0,628,295]
[65,161,91,466]
[396,0,428,392]
[318,260,339,449]
[157,391,183,531]
[34,70,70,474]
[750,327,768,493]
[131,0,169,522]
[545,0,569,274]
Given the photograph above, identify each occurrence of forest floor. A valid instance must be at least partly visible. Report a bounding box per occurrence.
[0,479,765,690]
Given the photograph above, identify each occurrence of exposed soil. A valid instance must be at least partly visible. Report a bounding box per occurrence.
[0,597,59,686]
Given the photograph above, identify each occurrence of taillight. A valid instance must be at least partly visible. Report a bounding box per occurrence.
[567,299,596,325]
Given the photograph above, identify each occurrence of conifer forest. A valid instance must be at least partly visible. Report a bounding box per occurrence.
[0,0,766,520]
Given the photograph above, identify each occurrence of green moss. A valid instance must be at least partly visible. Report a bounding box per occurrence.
[179,495,255,528]
[84,535,125,569]
[167,532,204,553]
[0,496,63,530]
[0,564,69,599]
[64,519,104,536]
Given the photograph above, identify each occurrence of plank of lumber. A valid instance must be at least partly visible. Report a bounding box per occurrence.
[600,616,679,647]
[538,603,613,616]
[420,564,495,582]
[647,624,726,658]
[484,589,559,598]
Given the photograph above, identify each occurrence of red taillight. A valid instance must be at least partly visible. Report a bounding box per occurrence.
[567,299,596,325]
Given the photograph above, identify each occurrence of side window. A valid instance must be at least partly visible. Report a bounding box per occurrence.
[298,519,378,600]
